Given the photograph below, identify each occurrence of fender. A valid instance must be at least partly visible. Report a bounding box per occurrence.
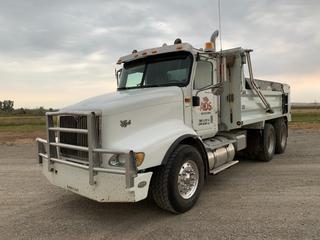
[161,134,209,176]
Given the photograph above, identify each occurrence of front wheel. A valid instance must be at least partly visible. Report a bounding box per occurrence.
[151,144,204,213]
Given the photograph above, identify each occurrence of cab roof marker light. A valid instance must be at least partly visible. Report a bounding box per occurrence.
[205,42,214,51]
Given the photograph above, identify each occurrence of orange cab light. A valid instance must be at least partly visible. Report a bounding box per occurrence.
[135,152,145,167]
[205,42,213,49]
[184,98,191,103]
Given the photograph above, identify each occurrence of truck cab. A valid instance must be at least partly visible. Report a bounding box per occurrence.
[37,32,291,213]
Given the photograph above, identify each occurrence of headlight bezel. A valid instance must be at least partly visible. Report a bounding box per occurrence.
[108,152,145,167]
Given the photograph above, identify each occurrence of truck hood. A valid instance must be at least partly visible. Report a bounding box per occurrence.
[62,86,183,115]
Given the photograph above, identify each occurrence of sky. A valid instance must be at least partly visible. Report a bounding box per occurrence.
[0,0,319,108]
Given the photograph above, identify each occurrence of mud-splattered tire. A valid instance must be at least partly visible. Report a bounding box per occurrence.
[151,145,204,213]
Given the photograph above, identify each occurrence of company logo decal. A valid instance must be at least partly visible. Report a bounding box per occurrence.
[200,97,212,112]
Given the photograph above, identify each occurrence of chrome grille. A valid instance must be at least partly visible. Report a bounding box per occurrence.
[59,115,99,161]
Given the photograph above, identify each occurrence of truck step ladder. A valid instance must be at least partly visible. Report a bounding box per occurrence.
[210,160,239,175]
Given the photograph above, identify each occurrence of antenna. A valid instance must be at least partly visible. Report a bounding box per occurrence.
[218,0,222,51]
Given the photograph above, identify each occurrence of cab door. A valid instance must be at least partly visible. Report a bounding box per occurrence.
[192,60,218,138]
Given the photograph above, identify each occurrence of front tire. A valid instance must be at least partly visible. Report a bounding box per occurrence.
[151,145,204,213]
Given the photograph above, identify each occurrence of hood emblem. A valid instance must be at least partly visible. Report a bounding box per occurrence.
[120,120,131,128]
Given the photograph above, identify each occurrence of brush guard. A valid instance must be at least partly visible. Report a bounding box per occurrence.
[36,111,137,189]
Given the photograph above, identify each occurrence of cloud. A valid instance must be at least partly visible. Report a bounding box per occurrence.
[0,0,319,107]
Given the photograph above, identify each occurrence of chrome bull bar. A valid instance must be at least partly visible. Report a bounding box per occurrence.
[36,111,137,188]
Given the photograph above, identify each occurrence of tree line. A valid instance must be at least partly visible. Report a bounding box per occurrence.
[0,100,14,112]
[0,99,57,116]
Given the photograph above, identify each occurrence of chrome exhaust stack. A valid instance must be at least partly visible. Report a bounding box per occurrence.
[210,30,219,52]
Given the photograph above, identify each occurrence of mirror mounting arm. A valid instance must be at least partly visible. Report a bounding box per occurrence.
[194,82,224,97]
[115,68,122,86]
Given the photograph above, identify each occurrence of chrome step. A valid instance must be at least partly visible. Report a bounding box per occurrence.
[210,160,239,175]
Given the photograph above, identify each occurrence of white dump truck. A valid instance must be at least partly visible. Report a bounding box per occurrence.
[36,30,290,213]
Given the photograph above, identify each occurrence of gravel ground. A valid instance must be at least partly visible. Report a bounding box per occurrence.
[0,129,320,240]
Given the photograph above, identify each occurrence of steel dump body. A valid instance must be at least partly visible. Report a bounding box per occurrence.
[240,81,290,126]
[218,48,290,131]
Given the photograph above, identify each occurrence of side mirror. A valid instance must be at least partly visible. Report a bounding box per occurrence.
[115,68,122,86]
[194,82,224,96]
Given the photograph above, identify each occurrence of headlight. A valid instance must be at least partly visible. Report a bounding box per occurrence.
[108,154,127,167]
[108,152,145,167]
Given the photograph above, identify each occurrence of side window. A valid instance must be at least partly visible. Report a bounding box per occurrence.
[194,61,213,90]
[167,69,188,82]
[122,64,145,88]
[126,72,143,87]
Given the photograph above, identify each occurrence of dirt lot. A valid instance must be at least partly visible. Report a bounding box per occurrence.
[0,129,320,240]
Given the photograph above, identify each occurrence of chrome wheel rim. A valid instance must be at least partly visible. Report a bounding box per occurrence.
[177,160,199,199]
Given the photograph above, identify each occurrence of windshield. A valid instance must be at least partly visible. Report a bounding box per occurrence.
[118,52,193,89]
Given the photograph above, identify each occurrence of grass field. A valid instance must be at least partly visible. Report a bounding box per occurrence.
[289,108,320,130]
[0,116,47,144]
[0,116,46,132]
[0,116,60,131]
[291,109,320,123]
[0,108,319,144]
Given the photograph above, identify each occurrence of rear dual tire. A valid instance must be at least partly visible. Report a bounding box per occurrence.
[245,119,288,161]
[274,119,288,154]
[257,123,276,162]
